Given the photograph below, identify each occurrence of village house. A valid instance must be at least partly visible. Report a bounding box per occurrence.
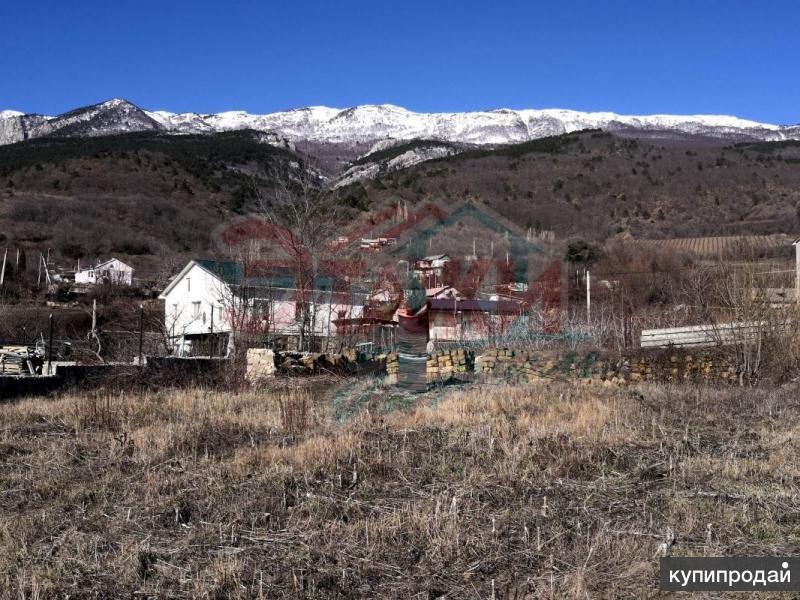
[75,258,134,286]
[159,259,367,356]
[359,237,396,251]
[413,254,450,287]
[427,297,528,342]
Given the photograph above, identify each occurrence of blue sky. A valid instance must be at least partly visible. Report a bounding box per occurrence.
[1,0,798,124]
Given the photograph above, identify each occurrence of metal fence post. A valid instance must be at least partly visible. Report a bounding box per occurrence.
[209,305,214,358]
[48,314,54,376]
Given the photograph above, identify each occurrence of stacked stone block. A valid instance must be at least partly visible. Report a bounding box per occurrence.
[426,348,474,382]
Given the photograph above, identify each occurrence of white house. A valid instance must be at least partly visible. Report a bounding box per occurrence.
[75,258,134,286]
[159,259,367,356]
[412,254,450,287]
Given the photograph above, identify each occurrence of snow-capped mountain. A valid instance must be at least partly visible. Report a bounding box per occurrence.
[0,99,161,145]
[146,103,800,145]
[1,98,798,150]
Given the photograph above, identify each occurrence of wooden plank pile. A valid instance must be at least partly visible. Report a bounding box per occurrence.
[0,346,43,376]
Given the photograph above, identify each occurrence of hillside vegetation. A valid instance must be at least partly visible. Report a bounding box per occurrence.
[354,131,800,241]
[1,130,799,273]
[0,131,299,270]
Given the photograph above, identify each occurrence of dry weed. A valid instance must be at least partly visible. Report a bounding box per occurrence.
[1,379,799,598]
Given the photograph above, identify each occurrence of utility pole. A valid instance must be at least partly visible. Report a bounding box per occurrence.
[138,304,144,367]
[0,248,7,286]
[794,240,800,302]
[586,270,591,325]
[42,254,51,285]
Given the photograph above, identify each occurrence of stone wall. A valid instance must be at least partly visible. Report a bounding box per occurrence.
[245,349,275,383]
[626,351,738,384]
[470,347,738,385]
[1,345,743,403]
[474,348,609,383]
[386,352,399,380]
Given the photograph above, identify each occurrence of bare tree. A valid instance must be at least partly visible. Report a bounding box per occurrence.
[255,164,344,352]
[680,240,800,385]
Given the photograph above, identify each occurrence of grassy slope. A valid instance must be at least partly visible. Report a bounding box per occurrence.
[1,380,798,598]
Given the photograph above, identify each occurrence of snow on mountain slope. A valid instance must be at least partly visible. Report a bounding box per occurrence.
[1,99,798,149]
[116,104,800,145]
[336,140,460,187]
[0,99,161,145]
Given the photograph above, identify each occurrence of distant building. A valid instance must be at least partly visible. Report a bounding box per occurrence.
[359,237,396,251]
[75,258,134,286]
[413,254,450,286]
[426,285,462,300]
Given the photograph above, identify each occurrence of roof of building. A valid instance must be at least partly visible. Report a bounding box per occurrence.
[421,254,450,262]
[194,259,243,285]
[426,286,462,298]
[78,257,133,273]
[160,259,368,299]
[428,297,526,314]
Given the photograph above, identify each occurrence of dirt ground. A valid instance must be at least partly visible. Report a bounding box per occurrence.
[1,378,799,598]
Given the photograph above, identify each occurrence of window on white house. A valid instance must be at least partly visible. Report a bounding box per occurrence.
[186,277,191,292]
[172,303,178,316]
[192,301,201,318]
[253,299,270,321]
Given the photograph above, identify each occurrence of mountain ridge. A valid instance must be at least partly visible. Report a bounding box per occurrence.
[2,99,799,151]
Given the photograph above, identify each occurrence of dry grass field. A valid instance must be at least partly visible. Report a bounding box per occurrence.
[1,379,800,598]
